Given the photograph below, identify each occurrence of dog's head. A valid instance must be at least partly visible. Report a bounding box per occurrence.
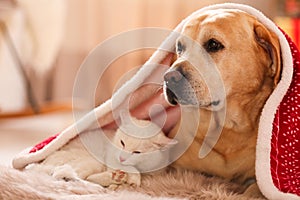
[163,9,281,110]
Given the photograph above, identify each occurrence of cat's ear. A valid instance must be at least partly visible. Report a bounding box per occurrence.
[153,135,178,150]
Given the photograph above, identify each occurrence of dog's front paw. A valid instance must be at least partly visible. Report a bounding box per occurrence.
[243,183,264,198]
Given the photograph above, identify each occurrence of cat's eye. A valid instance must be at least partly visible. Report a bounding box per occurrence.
[132,151,141,154]
[120,140,125,148]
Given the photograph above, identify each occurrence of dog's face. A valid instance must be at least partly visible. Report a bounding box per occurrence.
[163,9,281,110]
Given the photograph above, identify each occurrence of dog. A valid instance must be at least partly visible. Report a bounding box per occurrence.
[163,8,281,197]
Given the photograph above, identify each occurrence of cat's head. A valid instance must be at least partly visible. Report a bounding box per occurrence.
[112,113,177,167]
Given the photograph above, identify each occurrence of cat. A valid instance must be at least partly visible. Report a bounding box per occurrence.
[87,111,178,187]
[26,111,177,188]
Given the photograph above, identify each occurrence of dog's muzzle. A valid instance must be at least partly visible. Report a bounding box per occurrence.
[163,69,198,106]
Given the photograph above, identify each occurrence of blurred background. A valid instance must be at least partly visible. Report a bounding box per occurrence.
[0,0,299,165]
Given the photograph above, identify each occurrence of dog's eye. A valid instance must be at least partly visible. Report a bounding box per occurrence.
[204,39,224,53]
[132,151,141,154]
[176,41,185,55]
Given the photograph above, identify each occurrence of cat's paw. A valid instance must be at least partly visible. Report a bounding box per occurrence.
[111,170,127,184]
[52,164,78,181]
[126,173,141,187]
[87,170,127,187]
[108,184,119,190]
[87,171,111,187]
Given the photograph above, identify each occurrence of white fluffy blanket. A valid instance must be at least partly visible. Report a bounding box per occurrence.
[0,165,265,200]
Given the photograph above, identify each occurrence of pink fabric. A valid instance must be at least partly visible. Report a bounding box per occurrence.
[271,29,300,196]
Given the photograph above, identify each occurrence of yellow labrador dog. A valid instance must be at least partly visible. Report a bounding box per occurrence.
[163,9,281,196]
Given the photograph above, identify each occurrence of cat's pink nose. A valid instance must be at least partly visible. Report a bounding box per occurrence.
[119,156,125,162]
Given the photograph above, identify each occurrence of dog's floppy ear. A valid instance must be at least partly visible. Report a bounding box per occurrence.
[254,22,282,85]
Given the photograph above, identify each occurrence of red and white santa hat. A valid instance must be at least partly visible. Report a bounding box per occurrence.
[12,3,300,199]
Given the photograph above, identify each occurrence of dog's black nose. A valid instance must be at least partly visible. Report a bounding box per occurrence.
[164,70,183,84]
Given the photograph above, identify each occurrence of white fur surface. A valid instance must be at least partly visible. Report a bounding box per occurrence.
[0,165,265,200]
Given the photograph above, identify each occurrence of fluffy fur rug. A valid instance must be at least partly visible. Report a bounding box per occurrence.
[0,165,266,200]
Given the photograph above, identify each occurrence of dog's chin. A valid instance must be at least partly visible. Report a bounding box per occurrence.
[164,87,199,107]
[163,84,194,106]
[163,85,223,110]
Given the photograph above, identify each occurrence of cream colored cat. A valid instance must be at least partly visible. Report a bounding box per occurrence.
[26,112,177,188]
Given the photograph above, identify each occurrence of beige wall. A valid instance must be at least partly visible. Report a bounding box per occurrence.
[53,0,278,107]
[61,0,277,52]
